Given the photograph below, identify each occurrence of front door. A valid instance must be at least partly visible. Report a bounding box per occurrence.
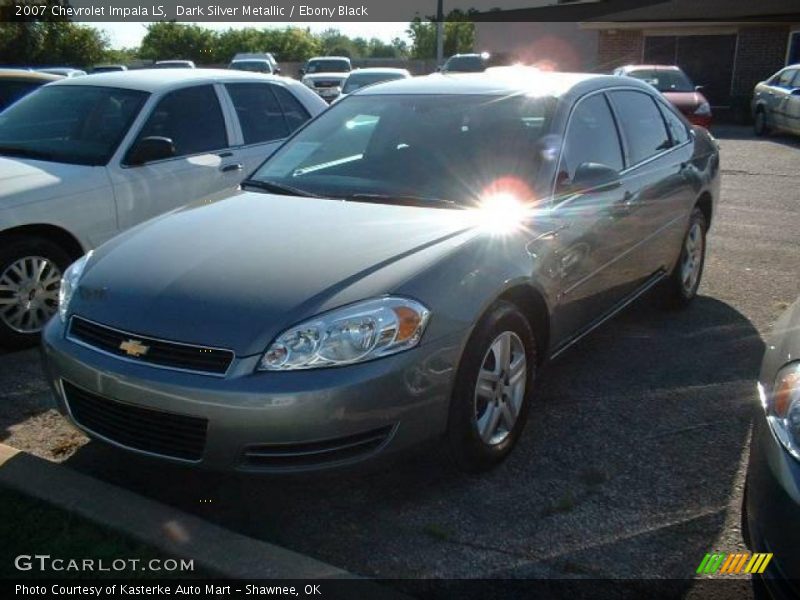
[108,84,242,231]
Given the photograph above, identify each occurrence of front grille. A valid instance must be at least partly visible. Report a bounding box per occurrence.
[241,425,394,469]
[63,380,207,461]
[69,316,234,376]
[313,80,340,88]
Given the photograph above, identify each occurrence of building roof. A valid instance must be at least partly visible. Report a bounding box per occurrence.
[584,0,800,22]
[475,0,800,22]
[49,68,294,92]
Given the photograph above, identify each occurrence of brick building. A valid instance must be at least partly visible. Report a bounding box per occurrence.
[475,0,800,118]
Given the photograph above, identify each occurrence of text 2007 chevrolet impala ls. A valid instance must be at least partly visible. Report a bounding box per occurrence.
[41,70,720,473]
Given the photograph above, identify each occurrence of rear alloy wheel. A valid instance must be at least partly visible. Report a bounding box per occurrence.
[447,301,537,472]
[0,238,71,349]
[663,208,707,308]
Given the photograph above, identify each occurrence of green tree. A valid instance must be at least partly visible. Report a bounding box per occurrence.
[407,10,475,59]
[138,22,216,64]
[0,22,110,67]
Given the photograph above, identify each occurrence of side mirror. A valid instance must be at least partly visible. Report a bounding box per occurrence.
[273,67,281,74]
[695,85,705,92]
[570,162,621,192]
[126,136,175,166]
[298,68,305,77]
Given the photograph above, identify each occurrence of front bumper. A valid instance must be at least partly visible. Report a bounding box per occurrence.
[745,401,800,596]
[41,317,463,473]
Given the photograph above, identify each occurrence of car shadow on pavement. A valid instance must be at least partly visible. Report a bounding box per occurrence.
[61,293,762,583]
[711,124,800,149]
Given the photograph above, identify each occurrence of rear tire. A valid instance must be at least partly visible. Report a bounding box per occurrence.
[446,301,538,473]
[0,236,72,350]
[753,109,771,137]
[662,207,707,309]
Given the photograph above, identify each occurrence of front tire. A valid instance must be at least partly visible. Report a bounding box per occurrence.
[663,207,707,308]
[446,301,538,473]
[0,236,72,350]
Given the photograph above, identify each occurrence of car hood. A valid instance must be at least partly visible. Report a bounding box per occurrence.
[72,192,480,356]
[0,156,106,209]
[662,91,705,112]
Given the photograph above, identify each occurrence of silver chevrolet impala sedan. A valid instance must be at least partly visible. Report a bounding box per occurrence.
[41,70,720,473]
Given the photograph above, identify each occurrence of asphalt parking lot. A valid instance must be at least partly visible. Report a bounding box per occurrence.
[1,125,798,586]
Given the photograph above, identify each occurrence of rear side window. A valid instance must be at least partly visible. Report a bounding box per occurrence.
[559,93,623,186]
[609,91,671,166]
[135,85,227,158]
[272,86,311,132]
[658,103,689,146]
[226,83,289,145]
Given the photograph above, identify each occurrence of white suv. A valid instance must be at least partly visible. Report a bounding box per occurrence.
[0,69,326,348]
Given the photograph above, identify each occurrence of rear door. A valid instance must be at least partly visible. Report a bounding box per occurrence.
[222,82,313,175]
[548,92,634,345]
[607,89,695,282]
[109,84,241,230]
[768,68,798,130]
[782,70,800,134]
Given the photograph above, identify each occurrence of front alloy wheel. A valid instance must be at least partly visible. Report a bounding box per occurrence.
[0,236,72,349]
[0,256,62,334]
[447,301,537,472]
[474,331,527,446]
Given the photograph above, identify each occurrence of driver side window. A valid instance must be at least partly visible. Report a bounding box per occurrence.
[558,93,623,193]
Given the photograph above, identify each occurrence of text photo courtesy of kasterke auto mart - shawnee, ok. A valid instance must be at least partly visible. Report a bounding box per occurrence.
[1,0,800,598]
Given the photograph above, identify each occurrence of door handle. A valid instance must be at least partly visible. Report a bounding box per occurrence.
[220,163,243,173]
[218,151,234,158]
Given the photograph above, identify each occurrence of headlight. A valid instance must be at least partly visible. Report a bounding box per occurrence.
[258,297,430,371]
[302,78,314,88]
[57,252,91,323]
[766,362,800,460]
[694,102,711,116]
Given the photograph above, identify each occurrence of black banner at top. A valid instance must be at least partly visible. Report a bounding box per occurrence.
[2,0,800,23]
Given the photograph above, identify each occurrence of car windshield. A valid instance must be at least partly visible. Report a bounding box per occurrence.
[230,60,270,72]
[250,94,554,207]
[307,59,350,73]
[0,85,148,166]
[445,56,486,73]
[628,69,694,93]
[342,72,405,94]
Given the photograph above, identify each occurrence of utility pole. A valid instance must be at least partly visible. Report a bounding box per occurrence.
[436,0,444,67]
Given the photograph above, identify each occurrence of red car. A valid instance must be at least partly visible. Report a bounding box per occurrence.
[613,65,712,128]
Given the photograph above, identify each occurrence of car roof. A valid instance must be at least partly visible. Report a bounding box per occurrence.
[308,56,350,62]
[0,69,63,82]
[354,69,622,98]
[48,68,297,92]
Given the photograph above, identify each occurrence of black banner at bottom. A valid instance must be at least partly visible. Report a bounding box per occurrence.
[4,578,766,600]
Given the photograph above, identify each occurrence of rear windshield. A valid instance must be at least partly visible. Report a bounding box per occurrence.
[444,56,487,73]
[343,72,406,94]
[230,61,271,73]
[627,69,694,93]
[306,59,351,73]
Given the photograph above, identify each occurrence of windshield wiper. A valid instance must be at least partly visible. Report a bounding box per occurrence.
[240,179,320,198]
[341,193,459,209]
[0,146,55,161]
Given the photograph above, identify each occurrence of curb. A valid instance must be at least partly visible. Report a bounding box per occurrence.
[0,443,350,580]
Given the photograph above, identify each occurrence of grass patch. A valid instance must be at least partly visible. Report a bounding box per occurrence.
[0,484,208,578]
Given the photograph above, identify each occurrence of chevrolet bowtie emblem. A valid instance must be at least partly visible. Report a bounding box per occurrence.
[119,339,149,357]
